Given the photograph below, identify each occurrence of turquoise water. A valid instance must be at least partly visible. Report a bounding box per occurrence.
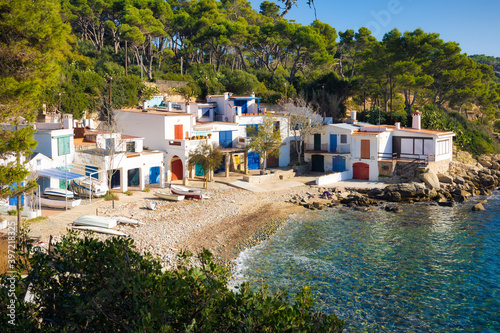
[232,196,500,332]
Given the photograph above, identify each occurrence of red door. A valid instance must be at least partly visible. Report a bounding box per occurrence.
[174,124,183,140]
[353,162,369,180]
[171,157,183,180]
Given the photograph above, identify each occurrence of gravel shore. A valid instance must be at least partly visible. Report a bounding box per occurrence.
[27,181,313,270]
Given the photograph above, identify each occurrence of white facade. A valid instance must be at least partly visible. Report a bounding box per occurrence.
[206,92,260,123]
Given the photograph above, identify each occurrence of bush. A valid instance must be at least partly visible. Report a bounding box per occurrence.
[103,192,119,201]
[123,190,133,196]
[0,232,344,332]
[143,186,150,193]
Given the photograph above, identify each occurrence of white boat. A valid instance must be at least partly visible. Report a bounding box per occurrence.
[170,185,204,200]
[72,225,126,236]
[115,216,144,225]
[154,191,185,201]
[72,179,108,198]
[73,215,117,229]
[43,187,74,198]
[40,196,82,209]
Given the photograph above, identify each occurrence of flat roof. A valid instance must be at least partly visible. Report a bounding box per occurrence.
[361,125,455,136]
[116,107,192,116]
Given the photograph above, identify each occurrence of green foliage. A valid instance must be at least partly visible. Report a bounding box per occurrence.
[141,85,160,100]
[219,69,260,95]
[124,190,133,196]
[247,114,282,169]
[103,192,119,201]
[188,141,223,188]
[143,186,151,192]
[0,232,344,331]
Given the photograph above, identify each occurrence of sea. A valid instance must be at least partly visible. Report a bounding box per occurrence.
[231,194,500,332]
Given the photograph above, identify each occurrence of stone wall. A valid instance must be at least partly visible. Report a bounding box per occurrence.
[243,170,295,184]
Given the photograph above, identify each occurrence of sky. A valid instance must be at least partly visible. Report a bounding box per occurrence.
[248,0,500,57]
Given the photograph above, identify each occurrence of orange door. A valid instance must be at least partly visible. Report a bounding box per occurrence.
[171,157,183,180]
[174,124,183,140]
[361,140,370,159]
[353,162,369,180]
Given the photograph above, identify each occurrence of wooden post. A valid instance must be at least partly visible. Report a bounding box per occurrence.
[244,151,249,174]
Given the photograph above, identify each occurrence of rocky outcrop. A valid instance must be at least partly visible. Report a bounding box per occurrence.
[419,170,440,189]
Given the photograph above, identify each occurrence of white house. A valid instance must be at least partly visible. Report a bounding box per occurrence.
[206,92,261,123]
[73,127,165,192]
[306,111,455,183]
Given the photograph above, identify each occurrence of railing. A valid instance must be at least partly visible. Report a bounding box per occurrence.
[75,143,98,151]
[398,154,435,175]
[329,145,350,154]
[378,152,398,160]
[305,143,328,152]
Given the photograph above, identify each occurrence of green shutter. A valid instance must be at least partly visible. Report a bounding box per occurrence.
[57,136,70,155]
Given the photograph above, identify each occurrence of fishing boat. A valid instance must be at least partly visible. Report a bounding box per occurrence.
[40,196,82,209]
[154,190,185,201]
[72,179,108,198]
[72,225,126,236]
[43,187,75,199]
[170,185,204,200]
[115,216,144,225]
[73,215,117,229]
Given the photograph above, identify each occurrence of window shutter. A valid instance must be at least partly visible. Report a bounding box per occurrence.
[174,125,183,140]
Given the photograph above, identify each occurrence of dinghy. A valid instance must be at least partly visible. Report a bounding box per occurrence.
[154,191,185,201]
[170,185,204,200]
[43,187,75,199]
[72,179,108,197]
[40,196,82,209]
[73,215,117,229]
[72,225,126,236]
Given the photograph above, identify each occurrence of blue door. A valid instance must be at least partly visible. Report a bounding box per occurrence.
[330,134,337,153]
[149,166,160,184]
[8,182,24,206]
[195,163,205,176]
[248,152,260,170]
[332,156,346,172]
[234,100,248,114]
[219,131,233,148]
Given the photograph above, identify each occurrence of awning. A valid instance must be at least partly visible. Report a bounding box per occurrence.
[37,168,86,180]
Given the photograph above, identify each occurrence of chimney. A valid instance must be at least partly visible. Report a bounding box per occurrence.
[351,111,357,121]
[395,122,400,129]
[167,101,172,112]
[412,110,421,130]
[143,100,148,111]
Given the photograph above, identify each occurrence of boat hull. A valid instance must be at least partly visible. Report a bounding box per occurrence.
[72,225,126,236]
[170,185,203,200]
[40,196,81,209]
[154,191,185,201]
[43,187,74,199]
[73,215,117,229]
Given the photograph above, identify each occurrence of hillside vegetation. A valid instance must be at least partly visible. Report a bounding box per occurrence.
[2,0,500,155]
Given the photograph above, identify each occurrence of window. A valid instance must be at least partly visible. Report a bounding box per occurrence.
[174,124,183,140]
[202,109,210,117]
[126,142,136,152]
[437,139,449,155]
[105,138,115,151]
[274,121,280,134]
[85,165,99,179]
[57,136,71,156]
[340,134,347,144]
[246,124,259,137]
[36,159,41,166]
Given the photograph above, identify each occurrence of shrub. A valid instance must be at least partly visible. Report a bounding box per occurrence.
[143,186,150,193]
[0,232,345,332]
[103,192,119,201]
[123,190,133,196]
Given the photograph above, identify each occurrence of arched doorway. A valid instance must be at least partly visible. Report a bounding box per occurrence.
[171,156,183,181]
[353,162,369,180]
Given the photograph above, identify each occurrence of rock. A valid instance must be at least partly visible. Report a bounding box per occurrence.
[491,161,500,171]
[437,173,454,184]
[438,200,455,207]
[419,170,440,189]
[454,177,465,185]
[477,156,492,168]
[479,174,495,187]
[471,203,485,211]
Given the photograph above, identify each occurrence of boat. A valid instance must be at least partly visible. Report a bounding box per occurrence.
[115,216,144,225]
[170,185,204,200]
[154,190,185,201]
[72,225,126,236]
[40,196,82,209]
[73,215,117,229]
[72,178,108,198]
[43,187,75,199]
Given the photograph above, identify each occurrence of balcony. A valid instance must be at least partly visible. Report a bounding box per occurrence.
[168,138,212,150]
[305,144,350,154]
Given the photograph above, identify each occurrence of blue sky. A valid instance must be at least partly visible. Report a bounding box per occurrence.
[248,0,500,57]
